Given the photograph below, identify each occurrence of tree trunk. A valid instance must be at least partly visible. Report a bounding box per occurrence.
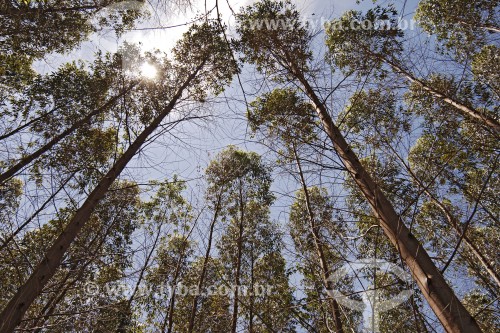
[31,211,124,333]
[292,145,344,333]
[187,190,223,333]
[249,244,254,333]
[231,183,245,333]
[289,63,482,333]
[162,252,184,333]
[0,62,204,333]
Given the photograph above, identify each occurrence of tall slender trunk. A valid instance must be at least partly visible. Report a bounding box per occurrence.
[249,243,254,333]
[288,62,482,333]
[187,190,224,333]
[0,62,205,333]
[162,252,184,333]
[117,223,163,333]
[292,145,344,333]
[0,83,137,184]
[31,210,125,333]
[231,183,245,333]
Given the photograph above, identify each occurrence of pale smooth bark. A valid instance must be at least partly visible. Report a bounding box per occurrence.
[288,61,482,332]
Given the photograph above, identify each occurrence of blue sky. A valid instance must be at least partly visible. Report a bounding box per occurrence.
[28,1,445,331]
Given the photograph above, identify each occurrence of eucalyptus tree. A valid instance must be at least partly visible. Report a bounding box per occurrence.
[327,3,499,293]
[341,154,431,333]
[247,87,423,332]
[119,179,194,332]
[0,20,238,332]
[147,233,194,333]
[402,72,500,292]
[339,85,496,332]
[248,88,350,332]
[0,0,149,107]
[405,115,500,296]
[0,55,127,250]
[208,146,295,333]
[183,216,223,332]
[415,0,500,57]
[0,0,146,59]
[185,152,229,333]
[325,5,500,133]
[0,180,140,332]
[0,54,132,184]
[175,257,232,333]
[339,77,497,331]
[289,187,361,333]
[236,1,482,332]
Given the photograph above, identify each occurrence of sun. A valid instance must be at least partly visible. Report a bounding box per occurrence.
[140,62,158,79]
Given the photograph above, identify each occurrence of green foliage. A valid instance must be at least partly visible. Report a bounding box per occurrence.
[236,0,312,79]
[340,89,411,148]
[173,21,239,100]
[0,0,146,59]
[1,0,498,331]
[0,178,22,230]
[0,181,140,329]
[416,0,500,57]
[170,258,232,333]
[0,53,35,99]
[406,74,498,123]
[472,45,500,95]
[248,88,317,143]
[463,291,500,332]
[289,187,360,332]
[205,146,274,211]
[325,6,403,76]
[208,147,295,331]
[143,177,191,229]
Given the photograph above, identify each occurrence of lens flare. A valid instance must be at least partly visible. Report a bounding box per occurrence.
[140,62,157,79]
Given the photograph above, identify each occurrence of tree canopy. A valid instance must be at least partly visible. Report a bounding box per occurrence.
[0,0,498,332]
